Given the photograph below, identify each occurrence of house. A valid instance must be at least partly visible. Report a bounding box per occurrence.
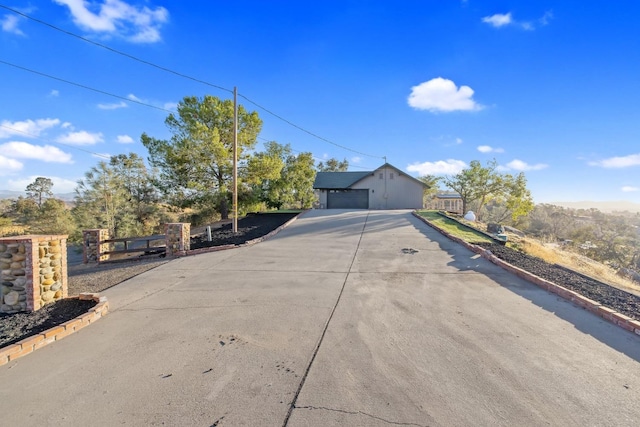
[425,193,464,214]
[313,163,428,209]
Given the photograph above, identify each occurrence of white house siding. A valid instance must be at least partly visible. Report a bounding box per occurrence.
[351,166,424,209]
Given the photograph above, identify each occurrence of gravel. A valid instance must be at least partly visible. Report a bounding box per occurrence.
[1,212,299,349]
[5,213,638,349]
[0,298,96,348]
[190,212,298,249]
[476,243,640,321]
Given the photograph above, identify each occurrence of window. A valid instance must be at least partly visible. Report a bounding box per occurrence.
[379,173,383,179]
[390,173,394,179]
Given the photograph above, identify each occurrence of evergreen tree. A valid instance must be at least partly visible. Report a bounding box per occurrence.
[26,177,54,208]
[141,95,262,219]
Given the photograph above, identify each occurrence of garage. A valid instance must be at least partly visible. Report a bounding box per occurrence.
[314,163,428,210]
[327,189,369,209]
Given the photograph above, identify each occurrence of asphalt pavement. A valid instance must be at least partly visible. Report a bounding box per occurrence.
[1,210,639,426]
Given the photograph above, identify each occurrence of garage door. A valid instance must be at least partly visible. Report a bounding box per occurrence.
[327,189,369,209]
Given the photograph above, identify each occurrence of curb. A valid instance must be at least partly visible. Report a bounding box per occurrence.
[0,293,109,366]
[173,212,305,257]
[412,211,640,336]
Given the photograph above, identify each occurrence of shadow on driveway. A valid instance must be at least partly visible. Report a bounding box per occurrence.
[408,213,640,362]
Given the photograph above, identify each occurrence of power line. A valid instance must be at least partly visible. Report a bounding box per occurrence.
[0,59,174,114]
[240,94,383,159]
[0,59,369,167]
[0,4,385,160]
[0,62,378,169]
[0,4,233,95]
[256,137,376,170]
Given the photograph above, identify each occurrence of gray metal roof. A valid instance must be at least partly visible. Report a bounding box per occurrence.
[314,163,431,189]
[313,171,372,189]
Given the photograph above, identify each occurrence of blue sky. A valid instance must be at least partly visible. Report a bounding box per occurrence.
[1,1,639,204]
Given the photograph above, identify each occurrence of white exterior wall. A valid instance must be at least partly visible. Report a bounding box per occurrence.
[351,166,424,209]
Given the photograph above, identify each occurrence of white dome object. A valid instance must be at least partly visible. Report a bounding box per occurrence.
[464,211,476,221]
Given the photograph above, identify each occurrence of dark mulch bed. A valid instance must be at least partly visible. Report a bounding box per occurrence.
[476,243,640,321]
[1,212,299,350]
[0,299,96,348]
[190,212,298,250]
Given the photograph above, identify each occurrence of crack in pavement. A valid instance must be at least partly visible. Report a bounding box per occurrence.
[115,302,334,312]
[294,405,430,427]
[281,211,371,427]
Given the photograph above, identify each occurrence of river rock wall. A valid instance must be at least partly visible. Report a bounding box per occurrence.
[82,229,111,263]
[165,223,190,257]
[0,235,68,313]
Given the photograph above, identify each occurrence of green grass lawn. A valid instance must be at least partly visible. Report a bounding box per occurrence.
[417,210,494,244]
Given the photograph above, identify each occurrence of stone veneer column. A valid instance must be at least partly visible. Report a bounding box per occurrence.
[164,223,190,257]
[0,235,68,313]
[82,229,110,264]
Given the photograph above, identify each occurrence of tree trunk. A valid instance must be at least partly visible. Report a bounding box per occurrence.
[219,196,229,220]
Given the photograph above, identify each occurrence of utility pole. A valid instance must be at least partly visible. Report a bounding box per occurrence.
[233,87,238,234]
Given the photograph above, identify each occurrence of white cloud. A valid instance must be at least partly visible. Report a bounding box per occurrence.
[482,11,552,30]
[521,22,534,31]
[589,153,640,168]
[0,155,23,175]
[7,176,79,193]
[163,102,178,111]
[116,134,134,144]
[56,130,104,146]
[408,78,483,112]
[127,93,174,110]
[539,11,554,26]
[0,141,73,163]
[436,136,463,147]
[50,89,60,97]
[98,101,128,110]
[622,186,639,193]
[51,177,80,193]
[477,145,504,153]
[53,0,169,43]
[482,13,512,28]
[0,118,61,139]
[127,93,143,102]
[500,159,548,171]
[407,159,467,176]
[1,14,25,35]
[351,156,361,164]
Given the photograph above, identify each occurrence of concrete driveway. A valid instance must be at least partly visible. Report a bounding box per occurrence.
[1,210,639,426]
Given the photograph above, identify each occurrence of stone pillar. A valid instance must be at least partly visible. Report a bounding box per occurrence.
[164,223,190,257]
[0,235,68,313]
[82,229,110,264]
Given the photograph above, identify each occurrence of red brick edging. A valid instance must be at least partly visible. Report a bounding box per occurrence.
[0,293,109,366]
[412,211,640,336]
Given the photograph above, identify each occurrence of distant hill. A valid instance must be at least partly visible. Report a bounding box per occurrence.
[548,200,640,213]
[0,190,24,199]
[0,190,75,202]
